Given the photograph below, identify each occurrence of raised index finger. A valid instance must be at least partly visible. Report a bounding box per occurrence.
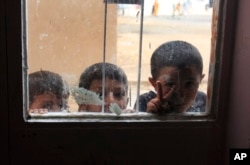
[156,81,164,102]
[162,85,175,100]
[156,80,175,102]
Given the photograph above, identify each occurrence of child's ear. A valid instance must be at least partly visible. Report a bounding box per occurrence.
[126,97,129,105]
[200,74,205,82]
[148,77,156,88]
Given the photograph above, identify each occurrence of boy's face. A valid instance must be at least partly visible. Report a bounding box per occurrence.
[78,78,128,112]
[149,66,204,113]
[29,92,63,112]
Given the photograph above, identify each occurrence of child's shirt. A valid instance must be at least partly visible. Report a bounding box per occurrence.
[135,91,206,112]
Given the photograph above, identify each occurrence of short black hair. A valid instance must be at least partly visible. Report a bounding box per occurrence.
[29,70,69,106]
[151,40,203,80]
[79,62,128,90]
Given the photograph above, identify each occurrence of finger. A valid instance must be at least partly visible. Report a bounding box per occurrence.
[160,102,170,110]
[28,109,35,113]
[156,81,163,102]
[146,103,158,113]
[122,108,135,113]
[162,85,176,100]
[147,99,161,113]
[28,108,48,114]
[38,109,48,114]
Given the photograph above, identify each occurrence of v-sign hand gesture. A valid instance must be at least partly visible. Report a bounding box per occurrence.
[146,80,175,113]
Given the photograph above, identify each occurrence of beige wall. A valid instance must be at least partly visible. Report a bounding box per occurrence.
[27,0,117,85]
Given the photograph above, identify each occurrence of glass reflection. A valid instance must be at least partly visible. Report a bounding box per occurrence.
[26,0,213,114]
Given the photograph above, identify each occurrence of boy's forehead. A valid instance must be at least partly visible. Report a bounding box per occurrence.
[90,79,126,88]
[157,66,201,79]
[33,92,60,101]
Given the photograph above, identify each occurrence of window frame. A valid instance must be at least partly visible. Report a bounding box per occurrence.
[19,0,236,124]
[1,1,238,164]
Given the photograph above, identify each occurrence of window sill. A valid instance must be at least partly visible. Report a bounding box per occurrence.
[26,111,214,123]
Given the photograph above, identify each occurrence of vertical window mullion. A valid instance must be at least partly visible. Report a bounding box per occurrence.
[22,0,29,120]
[102,1,109,113]
[136,0,144,113]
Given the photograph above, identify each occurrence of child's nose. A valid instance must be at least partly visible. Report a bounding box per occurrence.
[105,92,115,105]
[174,85,185,98]
[51,104,61,112]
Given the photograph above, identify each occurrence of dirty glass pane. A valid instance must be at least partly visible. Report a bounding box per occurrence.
[25,0,139,115]
[24,0,215,118]
[117,0,214,113]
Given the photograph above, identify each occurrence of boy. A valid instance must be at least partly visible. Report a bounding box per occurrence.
[28,70,69,113]
[136,40,206,113]
[77,62,132,113]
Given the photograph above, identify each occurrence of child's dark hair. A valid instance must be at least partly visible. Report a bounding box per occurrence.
[79,62,128,90]
[151,40,203,80]
[29,70,69,106]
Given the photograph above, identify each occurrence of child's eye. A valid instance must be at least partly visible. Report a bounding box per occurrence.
[113,91,125,99]
[164,82,175,88]
[185,81,197,89]
[97,92,103,98]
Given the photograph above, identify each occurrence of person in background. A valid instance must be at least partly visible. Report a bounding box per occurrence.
[152,0,159,16]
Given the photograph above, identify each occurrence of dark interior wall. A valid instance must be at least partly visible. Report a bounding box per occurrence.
[226,0,250,153]
[9,123,221,164]
[0,0,9,164]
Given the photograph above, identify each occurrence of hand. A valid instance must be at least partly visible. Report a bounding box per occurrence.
[146,81,175,113]
[122,108,136,113]
[28,108,48,114]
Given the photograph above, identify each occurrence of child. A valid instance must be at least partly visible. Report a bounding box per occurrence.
[136,40,206,113]
[77,62,132,113]
[28,70,69,113]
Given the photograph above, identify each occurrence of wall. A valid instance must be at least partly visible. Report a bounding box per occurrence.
[27,0,117,85]
[226,0,250,160]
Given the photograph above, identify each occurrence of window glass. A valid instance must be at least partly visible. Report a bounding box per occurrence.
[23,0,216,119]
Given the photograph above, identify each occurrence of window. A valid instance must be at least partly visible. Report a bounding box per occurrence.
[22,0,222,122]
